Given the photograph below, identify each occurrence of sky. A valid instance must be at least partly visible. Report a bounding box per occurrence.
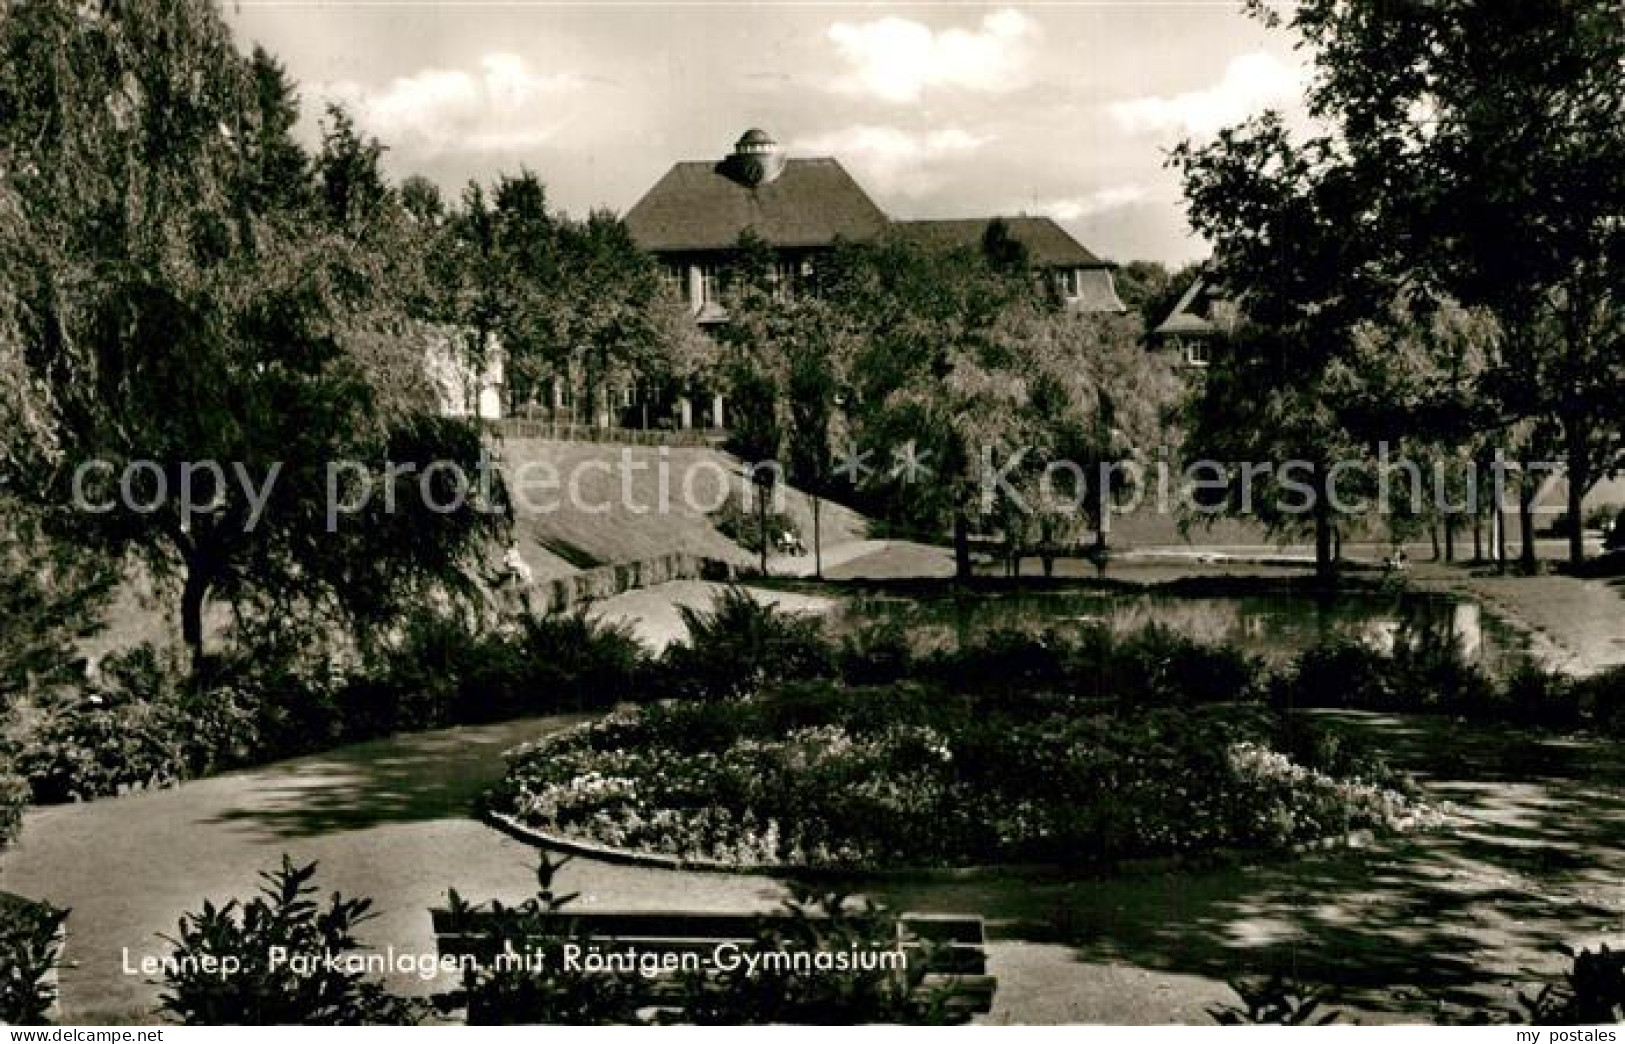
[225,1,1311,266]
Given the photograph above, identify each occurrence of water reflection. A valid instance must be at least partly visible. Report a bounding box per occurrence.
[835,589,1522,673]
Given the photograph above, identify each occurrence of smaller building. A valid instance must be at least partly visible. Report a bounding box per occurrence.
[1149,270,1238,368]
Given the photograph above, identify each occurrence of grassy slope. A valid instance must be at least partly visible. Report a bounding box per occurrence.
[500,439,868,582]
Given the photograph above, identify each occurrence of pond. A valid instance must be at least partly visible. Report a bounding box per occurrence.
[834,587,1527,675]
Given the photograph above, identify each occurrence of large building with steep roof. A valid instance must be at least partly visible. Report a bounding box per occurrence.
[625,128,1126,325]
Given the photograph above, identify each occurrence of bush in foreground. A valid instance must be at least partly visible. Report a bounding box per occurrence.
[156,857,425,1026]
[0,895,68,1025]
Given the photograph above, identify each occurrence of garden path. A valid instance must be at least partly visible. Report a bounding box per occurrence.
[0,715,786,1024]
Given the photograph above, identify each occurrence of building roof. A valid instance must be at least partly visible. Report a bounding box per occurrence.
[624,157,891,253]
[893,217,1113,268]
[1151,272,1223,338]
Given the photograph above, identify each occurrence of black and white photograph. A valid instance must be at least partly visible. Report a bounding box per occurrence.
[0,0,1622,1030]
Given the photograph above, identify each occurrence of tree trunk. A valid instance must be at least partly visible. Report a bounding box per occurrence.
[1565,414,1589,567]
[1494,497,1508,574]
[1313,463,1336,585]
[1430,524,1441,561]
[1444,517,1455,563]
[1473,514,1483,563]
[181,565,209,667]
[953,509,971,581]
[811,495,823,580]
[1518,462,1538,574]
[757,481,769,576]
[1489,447,1508,573]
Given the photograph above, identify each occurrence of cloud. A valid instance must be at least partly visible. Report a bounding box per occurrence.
[1037,185,1152,221]
[826,8,1038,104]
[791,125,991,195]
[320,53,584,154]
[1109,51,1304,139]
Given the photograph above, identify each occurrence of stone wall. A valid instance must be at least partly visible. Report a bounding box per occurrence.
[537,552,737,613]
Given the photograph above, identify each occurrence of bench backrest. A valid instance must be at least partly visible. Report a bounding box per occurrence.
[429,908,995,1019]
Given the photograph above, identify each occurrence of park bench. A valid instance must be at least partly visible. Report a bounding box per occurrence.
[430,907,997,1022]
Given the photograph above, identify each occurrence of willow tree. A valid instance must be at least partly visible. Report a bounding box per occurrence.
[0,0,502,666]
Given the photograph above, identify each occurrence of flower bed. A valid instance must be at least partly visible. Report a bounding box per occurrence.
[491,683,1441,871]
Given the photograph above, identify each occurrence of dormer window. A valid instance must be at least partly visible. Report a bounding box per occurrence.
[1055,268,1081,299]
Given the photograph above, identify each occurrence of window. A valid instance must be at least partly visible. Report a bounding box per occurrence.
[770,260,798,299]
[1185,339,1213,367]
[660,263,685,302]
[698,264,722,306]
[1055,268,1081,299]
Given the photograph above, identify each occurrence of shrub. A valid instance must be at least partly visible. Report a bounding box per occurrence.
[436,854,642,1025]
[1575,667,1625,736]
[1519,944,1625,1025]
[1275,640,1403,711]
[922,628,1070,694]
[350,607,497,732]
[660,587,833,700]
[1114,624,1261,705]
[1209,975,1341,1025]
[838,620,913,686]
[1495,664,1580,729]
[510,609,645,714]
[0,765,29,850]
[342,605,650,732]
[1269,716,1414,795]
[156,857,424,1026]
[709,492,801,555]
[16,646,193,802]
[0,895,68,1025]
[671,889,949,1025]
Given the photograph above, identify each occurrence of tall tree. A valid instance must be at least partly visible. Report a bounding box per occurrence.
[1235,0,1624,567]
[0,0,502,666]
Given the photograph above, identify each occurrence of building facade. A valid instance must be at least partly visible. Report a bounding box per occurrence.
[625,128,1127,329]
[505,128,1131,430]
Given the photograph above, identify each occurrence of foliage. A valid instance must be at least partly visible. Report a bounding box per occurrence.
[709,492,800,556]
[0,897,68,1025]
[436,173,704,422]
[1209,974,1341,1025]
[1182,0,1623,569]
[1518,944,1625,1026]
[17,601,650,805]
[659,587,834,701]
[15,645,197,802]
[156,857,424,1026]
[670,888,947,1026]
[0,0,504,667]
[0,507,114,842]
[436,853,642,1025]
